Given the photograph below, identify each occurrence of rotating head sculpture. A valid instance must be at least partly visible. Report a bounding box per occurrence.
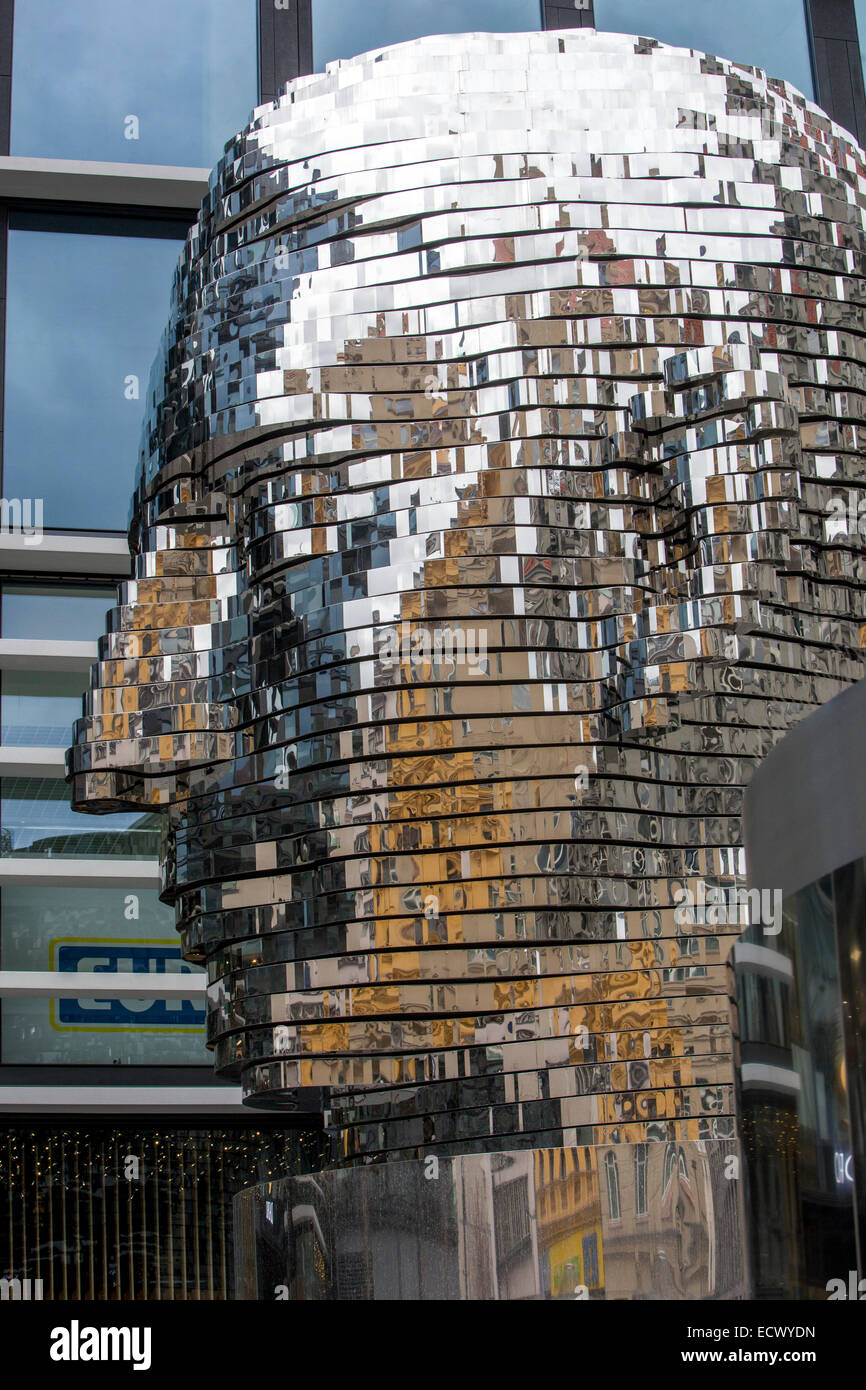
[69,30,866,1166]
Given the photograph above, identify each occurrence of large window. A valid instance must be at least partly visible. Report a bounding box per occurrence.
[0,885,206,1065]
[3,214,186,533]
[1,585,117,642]
[2,672,89,748]
[10,0,257,168]
[0,779,161,860]
[595,0,814,98]
[0,581,195,1067]
[1,584,119,747]
[313,0,542,68]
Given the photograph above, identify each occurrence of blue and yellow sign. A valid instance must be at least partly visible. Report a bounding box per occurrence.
[50,937,206,1032]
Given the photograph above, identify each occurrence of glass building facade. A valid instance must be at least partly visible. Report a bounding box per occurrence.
[10,0,258,167]
[3,214,188,531]
[0,0,863,1303]
[736,867,866,1297]
[739,678,866,1300]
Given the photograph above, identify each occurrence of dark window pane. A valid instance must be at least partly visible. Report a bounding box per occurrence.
[11,0,257,167]
[313,0,542,68]
[3,217,185,532]
[2,586,116,641]
[596,0,814,98]
[0,778,161,859]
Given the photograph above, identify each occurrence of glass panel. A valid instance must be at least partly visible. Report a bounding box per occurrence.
[0,885,206,1065]
[0,777,161,859]
[830,856,866,1270]
[856,1,866,96]
[11,0,257,168]
[1,585,117,641]
[736,876,858,1297]
[313,0,542,68]
[1,671,87,747]
[3,216,185,532]
[595,0,814,98]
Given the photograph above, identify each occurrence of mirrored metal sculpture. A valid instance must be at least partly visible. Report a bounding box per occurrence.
[68,28,866,1296]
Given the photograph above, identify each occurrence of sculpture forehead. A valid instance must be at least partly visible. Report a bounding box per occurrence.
[67,32,866,1146]
[136,28,855,500]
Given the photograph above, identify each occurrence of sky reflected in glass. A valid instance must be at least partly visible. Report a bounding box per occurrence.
[11,0,257,167]
[2,586,117,640]
[313,0,542,67]
[596,0,814,97]
[4,217,186,532]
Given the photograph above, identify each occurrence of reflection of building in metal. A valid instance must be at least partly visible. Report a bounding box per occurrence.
[739,678,866,1298]
[67,29,866,1294]
[597,1140,744,1298]
[535,1148,603,1297]
[235,1139,746,1299]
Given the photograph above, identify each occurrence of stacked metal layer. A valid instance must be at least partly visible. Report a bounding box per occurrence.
[69,30,866,1161]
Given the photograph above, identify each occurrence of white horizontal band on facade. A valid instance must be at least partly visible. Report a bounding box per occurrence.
[0,747,68,777]
[730,942,795,981]
[0,530,131,576]
[0,156,209,210]
[0,970,204,999]
[0,858,162,888]
[0,638,98,671]
[740,1063,802,1093]
[0,1086,262,1113]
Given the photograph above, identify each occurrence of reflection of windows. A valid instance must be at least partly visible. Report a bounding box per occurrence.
[663,1142,691,1197]
[2,671,88,747]
[11,0,257,166]
[604,1151,621,1220]
[335,1251,373,1300]
[4,213,187,531]
[494,1177,532,1262]
[582,1232,600,1289]
[738,971,792,1048]
[594,0,814,98]
[663,1141,677,1195]
[634,1143,648,1216]
[313,0,542,68]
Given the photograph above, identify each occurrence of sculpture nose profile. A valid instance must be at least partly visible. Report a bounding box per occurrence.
[67,510,243,815]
